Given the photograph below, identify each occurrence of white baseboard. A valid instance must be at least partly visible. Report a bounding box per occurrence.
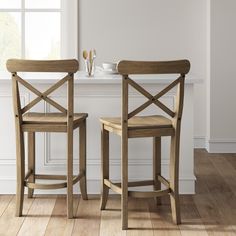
[206,139,236,153]
[0,178,196,194]
[194,136,206,148]
[194,136,236,153]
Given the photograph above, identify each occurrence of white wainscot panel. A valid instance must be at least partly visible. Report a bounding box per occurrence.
[0,94,29,184]
[0,81,196,194]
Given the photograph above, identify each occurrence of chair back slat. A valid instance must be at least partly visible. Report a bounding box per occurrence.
[7,59,78,73]
[117,60,190,75]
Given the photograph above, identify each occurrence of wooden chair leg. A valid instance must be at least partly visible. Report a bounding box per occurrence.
[121,135,128,230]
[79,120,88,200]
[16,130,25,217]
[100,125,109,210]
[28,132,35,198]
[169,133,181,224]
[153,136,161,205]
[67,127,73,219]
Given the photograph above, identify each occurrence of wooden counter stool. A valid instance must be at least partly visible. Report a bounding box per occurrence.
[6,59,88,218]
[100,60,190,229]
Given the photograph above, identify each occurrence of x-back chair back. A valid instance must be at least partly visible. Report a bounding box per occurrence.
[7,59,88,219]
[118,60,190,122]
[100,59,190,229]
[7,59,78,118]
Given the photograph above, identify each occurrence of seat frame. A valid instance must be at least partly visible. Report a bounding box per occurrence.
[7,59,88,219]
[100,60,190,229]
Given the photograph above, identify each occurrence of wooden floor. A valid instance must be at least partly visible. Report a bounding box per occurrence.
[1,149,236,236]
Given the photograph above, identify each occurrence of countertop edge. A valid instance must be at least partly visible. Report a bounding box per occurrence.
[0,72,203,84]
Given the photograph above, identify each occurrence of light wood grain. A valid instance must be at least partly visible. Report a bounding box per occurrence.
[44,196,79,236]
[79,120,88,200]
[23,113,87,124]
[100,115,173,130]
[128,76,182,119]
[117,60,190,75]
[21,74,70,114]
[121,75,129,230]
[149,198,182,236]
[178,196,208,236]
[8,59,88,219]
[28,132,35,198]
[72,198,101,236]
[99,60,189,229]
[100,125,110,210]
[1,151,236,235]
[127,199,153,235]
[100,197,126,236]
[17,196,56,236]
[15,74,67,113]
[7,59,79,73]
[127,77,175,118]
[153,137,161,205]
[194,150,236,235]
[0,196,34,236]
[0,195,14,216]
[67,74,74,219]
[12,76,25,217]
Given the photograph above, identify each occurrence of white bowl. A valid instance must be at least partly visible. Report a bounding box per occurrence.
[102,62,117,71]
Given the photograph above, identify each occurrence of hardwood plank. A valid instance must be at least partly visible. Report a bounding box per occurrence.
[193,177,235,236]
[178,196,208,236]
[208,155,236,233]
[194,149,216,176]
[0,196,34,236]
[0,195,13,216]
[225,154,236,170]
[100,197,126,236]
[44,195,79,236]
[0,150,235,236]
[149,198,181,236]
[127,199,153,236]
[72,197,101,236]
[17,195,56,236]
[209,155,236,195]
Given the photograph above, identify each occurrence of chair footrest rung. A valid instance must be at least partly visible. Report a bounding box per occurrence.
[128,188,170,198]
[157,175,170,188]
[108,180,154,188]
[104,178,170,198]
[24,172,85,190]
[104,179,122,194]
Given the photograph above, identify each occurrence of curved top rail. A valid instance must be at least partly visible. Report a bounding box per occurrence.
[6,59,79,73]
[117,60,190,75]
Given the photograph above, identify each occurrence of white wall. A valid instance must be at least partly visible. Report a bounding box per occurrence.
[78,0,207,141]
[206,0,236,152]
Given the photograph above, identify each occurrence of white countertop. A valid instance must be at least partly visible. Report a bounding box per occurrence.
[0,71,202,84]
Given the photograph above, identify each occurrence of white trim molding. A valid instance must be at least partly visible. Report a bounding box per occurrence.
[206,139,236,153]
[194,136,236,153]
[194,136,206,149]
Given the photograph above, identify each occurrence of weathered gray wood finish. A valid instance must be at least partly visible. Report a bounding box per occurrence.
[7,59,88,219]
[100,60,190,229]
